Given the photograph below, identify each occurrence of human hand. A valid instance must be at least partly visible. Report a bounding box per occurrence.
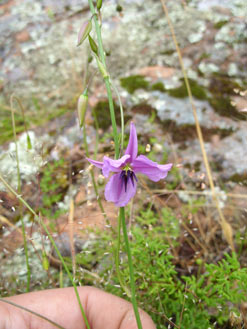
[0,286,156,329]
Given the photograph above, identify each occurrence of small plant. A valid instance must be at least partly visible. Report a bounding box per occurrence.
[75,211,247,329]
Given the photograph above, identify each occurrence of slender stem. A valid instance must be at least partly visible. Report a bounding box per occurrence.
[104,77,119,158]
[87,0,119,158]
[115,215,131,298]
[0,299,65,329]
[120,207,143,329]
[111,80,124,155]
[10,96,31,292]
[0,174,91,329]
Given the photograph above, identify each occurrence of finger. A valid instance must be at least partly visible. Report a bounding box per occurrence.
[0,286,156,329]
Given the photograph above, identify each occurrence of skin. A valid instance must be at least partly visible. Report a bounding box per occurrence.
[0,286,156,329]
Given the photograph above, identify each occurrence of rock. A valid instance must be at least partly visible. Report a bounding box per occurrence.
[0,131,48,191]
[52,232,85,258]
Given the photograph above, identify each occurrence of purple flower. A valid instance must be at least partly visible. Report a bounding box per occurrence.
[86,122,173,207]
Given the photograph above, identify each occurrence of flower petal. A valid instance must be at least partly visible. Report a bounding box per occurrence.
[124,122,138,161]
[104,172,137,207]
[86,157,103,169]
[102,154,130,177]
[132,155,173,182]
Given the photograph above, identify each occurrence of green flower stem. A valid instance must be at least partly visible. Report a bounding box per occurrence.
[115,215,131,298]
[111,81,124,155]
[0,174,91,329]
[87,0,119,158]
[120,207,143,329]
[0,299,65,329]
[10,97,30,292]
[104,77,119,158]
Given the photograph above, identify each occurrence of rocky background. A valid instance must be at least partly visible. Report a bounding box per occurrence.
[1,0,247,186]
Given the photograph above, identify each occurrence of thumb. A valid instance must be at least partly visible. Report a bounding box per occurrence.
[0,286,156,329]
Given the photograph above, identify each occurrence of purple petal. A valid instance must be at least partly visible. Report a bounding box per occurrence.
[104,172,137,207]
[102,154,130,177]
[124,122,138,161]
[132,155,173,182]
[86,157,103,169]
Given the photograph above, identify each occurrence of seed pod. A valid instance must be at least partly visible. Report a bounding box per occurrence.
[88,35,98,55]
[77,20,92,47]
[97,0,103,10]
[77,89,88,127]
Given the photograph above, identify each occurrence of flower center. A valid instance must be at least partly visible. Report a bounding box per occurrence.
[120,170,138,192]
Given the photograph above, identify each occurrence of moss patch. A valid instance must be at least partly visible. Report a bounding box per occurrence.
[161,120,234,143]
[131,103,156,115]
[214,20,228,29]
[167,79,208,100]
[151,82,167,92]
[161,49,175,55]
[93,100,131,130]
[209,77,246,120]
[229,173,247,186]
[120,75,149,94]
[209,76,241,95]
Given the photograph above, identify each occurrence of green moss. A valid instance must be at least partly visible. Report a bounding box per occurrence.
[199,52,211,60]
[93,100,131,130]
[208,77,246,120]
[151,82,166,92]
[209,76,241,95]
[209,96,245,120]
[167,79,208,100]
[214,20,228,29]
[161,49,175,55]
[131,103,156,115]
[229,173,247,186]
[161,120,234,143]
[120,75,149,94]
[194,161,201,172]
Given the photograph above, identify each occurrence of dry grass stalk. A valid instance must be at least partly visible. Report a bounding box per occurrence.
[159,0,235,251]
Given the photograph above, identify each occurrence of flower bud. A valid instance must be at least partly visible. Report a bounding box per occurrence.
[77,20,92,47]
[88,35,98,55]
[97,0,103,10]
[77,89,88,127]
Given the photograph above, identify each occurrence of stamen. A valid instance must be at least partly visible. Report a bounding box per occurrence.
[133,172,138,182]
[130,172,134,187]
[124,172,128,192]
[119,170,137,192]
